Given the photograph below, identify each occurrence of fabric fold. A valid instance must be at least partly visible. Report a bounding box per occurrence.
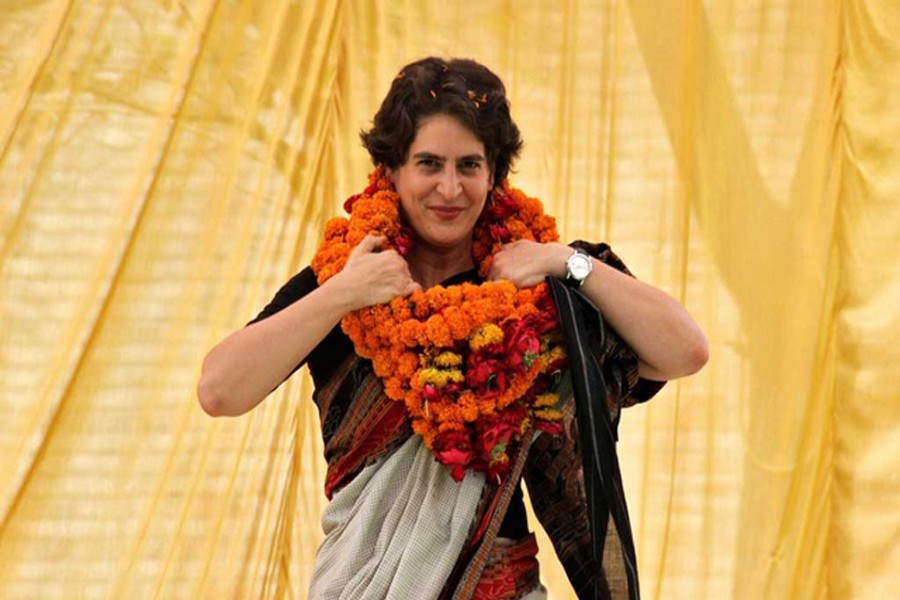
[309,435,486,600]
[544,276,640,600]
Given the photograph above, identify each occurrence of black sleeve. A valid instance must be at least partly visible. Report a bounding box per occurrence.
[248,266,319,326]
[247,266,354,388]
[570,240,666,405]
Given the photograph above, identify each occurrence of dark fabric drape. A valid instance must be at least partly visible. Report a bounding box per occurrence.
[542,277,640,599]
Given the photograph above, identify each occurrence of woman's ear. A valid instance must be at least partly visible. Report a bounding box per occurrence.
[385,167,395,185]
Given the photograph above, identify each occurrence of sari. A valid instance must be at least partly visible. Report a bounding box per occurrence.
[252,243,663,599]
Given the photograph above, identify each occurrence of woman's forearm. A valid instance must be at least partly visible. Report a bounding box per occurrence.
[576,257,709,380]
[197,274,360,417]
[197,236,422,417]
[489,240,708,381]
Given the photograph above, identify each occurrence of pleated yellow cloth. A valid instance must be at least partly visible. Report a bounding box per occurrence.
[0,1,897,598]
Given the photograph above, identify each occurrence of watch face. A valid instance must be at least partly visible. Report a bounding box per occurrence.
[568,253,592,280]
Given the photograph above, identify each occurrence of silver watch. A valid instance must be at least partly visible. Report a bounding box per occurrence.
[565,249,593,286]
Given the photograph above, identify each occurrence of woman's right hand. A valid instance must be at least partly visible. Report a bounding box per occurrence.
[332,235,421,308]
[197,235,420,417]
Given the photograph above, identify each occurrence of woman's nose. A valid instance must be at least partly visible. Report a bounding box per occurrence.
[436,169,462,199]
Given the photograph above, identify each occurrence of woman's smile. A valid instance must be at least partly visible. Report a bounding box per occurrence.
[429,205,465,220]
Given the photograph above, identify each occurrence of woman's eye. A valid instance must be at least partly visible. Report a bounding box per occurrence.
[418,159,441,169]
[459,161,480,171]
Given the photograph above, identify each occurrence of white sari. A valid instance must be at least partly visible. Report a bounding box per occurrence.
[309,435,486,599]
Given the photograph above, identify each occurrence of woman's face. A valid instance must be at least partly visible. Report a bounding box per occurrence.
[388,113,492,253]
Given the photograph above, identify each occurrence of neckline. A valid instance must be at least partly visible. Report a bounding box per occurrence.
[439,268,482,287]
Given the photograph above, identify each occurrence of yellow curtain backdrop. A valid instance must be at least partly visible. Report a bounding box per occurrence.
[0,0,897,598]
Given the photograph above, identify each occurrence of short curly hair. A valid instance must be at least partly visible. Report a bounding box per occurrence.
[361,57,522,188]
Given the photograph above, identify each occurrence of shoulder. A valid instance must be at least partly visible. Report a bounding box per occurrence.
[247,266,318,325]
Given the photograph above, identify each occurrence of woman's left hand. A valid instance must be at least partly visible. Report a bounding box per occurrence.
[487,240,570,288]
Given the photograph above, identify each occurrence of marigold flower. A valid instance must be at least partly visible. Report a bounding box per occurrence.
[434,351,463,368]
[424,314,453,347]
[534,393,560,408]
[539,345,568,371]
[397,351,419,376]
[534,408,564,421]
[442,306,473,340]
[469,323,504,351]
[417,367,465,388]
[323,217,349,240]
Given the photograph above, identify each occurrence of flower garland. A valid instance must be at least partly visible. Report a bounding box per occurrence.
[311,167,568,482]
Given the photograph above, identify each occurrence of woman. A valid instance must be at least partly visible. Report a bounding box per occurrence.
[198,57,707,600]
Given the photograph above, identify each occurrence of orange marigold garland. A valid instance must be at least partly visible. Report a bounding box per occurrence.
[312,167,568,482]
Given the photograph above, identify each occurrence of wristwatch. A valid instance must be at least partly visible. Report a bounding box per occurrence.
[565,248,593,287]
